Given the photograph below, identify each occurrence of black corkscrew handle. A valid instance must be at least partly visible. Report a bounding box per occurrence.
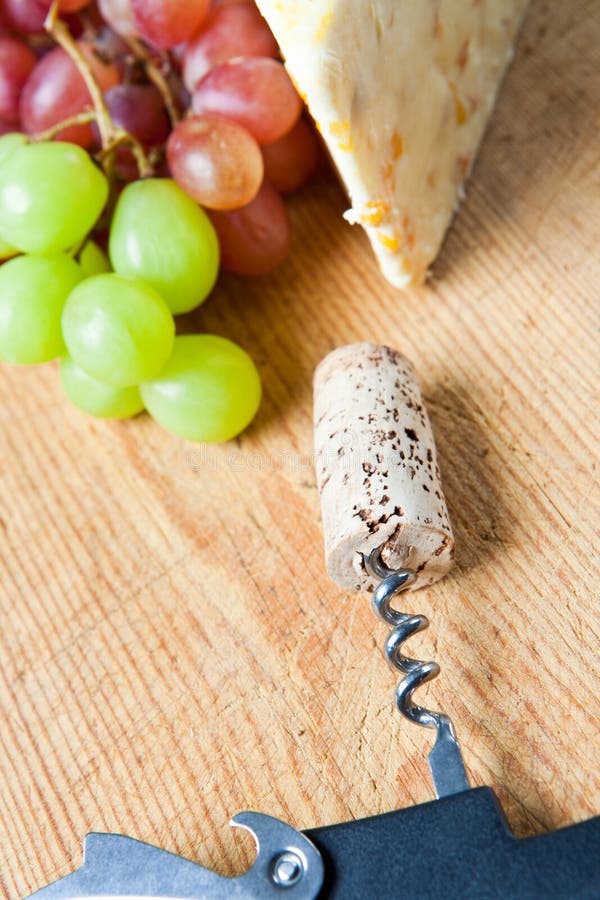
[305,787,600,899]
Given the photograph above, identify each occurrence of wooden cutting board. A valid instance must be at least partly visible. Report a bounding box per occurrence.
[1,1,598,896]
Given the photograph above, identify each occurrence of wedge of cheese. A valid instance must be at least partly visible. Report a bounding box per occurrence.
[256,0,529,287]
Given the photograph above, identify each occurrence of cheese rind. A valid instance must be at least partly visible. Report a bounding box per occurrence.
[256,0,529,287]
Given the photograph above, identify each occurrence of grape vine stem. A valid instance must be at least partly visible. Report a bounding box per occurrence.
[96,130,153,179]
[43,0,154,179]
[44,0,113,148]
[123,36,181,128]
[32,110,97,143]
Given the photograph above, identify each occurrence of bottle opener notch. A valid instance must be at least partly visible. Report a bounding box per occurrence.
[28,813,324,900]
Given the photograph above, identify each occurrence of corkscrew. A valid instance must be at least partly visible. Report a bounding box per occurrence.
[364,546,469,799]
[25,343,600,899]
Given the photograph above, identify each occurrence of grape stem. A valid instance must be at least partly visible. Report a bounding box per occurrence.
[43,0,153,179]
[123,36,181,128]
[97,130,154,179]
[32,110,97,142]
[44,1,113,148]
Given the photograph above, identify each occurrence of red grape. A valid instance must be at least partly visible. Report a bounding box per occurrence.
[38,0,92,10]
[3,0,47,33]
[97,0,136,37]
[20,41,119,146]
[182,3,278,91]
[3,0,92,32]
[262,118,321,194]
[207,180,290,276]
[0,37,36,126]
[167,114,263,210]
[210,0,251,7]
[105,84,170,147]
[192,57,302,145]
[56,0,92,10]
[111,146,136,182]
[131,0,211,49]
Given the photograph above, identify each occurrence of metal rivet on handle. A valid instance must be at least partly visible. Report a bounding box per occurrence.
[271,850,305,887]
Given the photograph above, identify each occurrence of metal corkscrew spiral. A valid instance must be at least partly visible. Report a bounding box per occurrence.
[364,546,470,799]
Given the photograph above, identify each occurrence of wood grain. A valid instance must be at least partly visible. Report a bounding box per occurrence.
[1,1,599,895]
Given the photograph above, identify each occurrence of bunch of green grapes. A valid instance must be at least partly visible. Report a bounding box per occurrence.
[0,134,261,443]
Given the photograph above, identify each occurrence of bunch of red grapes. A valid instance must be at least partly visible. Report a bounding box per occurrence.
[0,0,321,275]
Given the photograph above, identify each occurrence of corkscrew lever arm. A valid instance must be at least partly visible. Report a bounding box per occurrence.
[426,716,470,799]
[365,548,469,799]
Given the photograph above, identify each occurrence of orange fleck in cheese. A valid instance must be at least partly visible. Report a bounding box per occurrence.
[381,161,394,182]
[448,81,469,125]
[329,120,353,151]
[360,201,390,227]
[457,40,470,70]
[315,12,333,42]
[391,131,404,160]
[329,120,349,137]
[377,232,399,253]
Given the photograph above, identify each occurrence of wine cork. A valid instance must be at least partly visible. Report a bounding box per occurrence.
[313,343,454,592]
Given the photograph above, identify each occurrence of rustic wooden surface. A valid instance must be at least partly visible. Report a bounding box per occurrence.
[1,1,599,895]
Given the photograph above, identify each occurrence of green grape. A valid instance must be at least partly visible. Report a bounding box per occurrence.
[140,334,261,443]
[62,273,175,388]
[78,240,111,277]
[0,132,27,167]
[109,178,219,315]
[60,356,144,419]
[0,253,83,364]
[0,135,25,259]
[0,141,108,254]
